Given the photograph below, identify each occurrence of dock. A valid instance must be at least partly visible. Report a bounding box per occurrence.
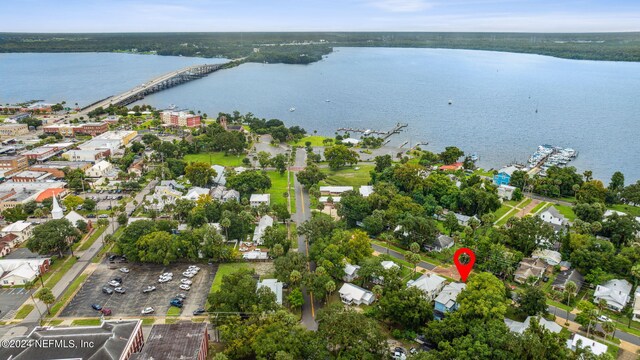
[337,123,408,140]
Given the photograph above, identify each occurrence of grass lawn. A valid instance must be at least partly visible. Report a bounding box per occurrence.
[530,201,550,215]
[554,205,576,221]
[210,263,249,293]
[184,152,245,167]
[14,304,34,319]
[71,318,102,326]
[48,273,89,317]
[519,198,533,208]
[167,306,182,316]
[606,344,620,358]
[266,171,291,209]
[473,168,495,177]
[78,226,106,252]
[142,318,155,326]
[44,256,78,289]
[547,299,573,312]
[320,165,373,187]
[493,204,513,219]
[289,136,331,147]
[607,204,640,217]
[46,319,63,326]
[496,209,518,226]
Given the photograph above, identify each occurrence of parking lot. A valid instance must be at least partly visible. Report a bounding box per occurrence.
[60,260,216,318]
[0,287,32,320]
[80,193,127,212]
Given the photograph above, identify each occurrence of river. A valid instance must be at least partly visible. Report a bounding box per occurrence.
[1,49,639,182]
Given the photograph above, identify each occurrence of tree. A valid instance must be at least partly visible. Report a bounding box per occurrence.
[337,190,371,227]
[601,320,616,340]
[272,203,290,222]
[564,280,578,321]
[503,216,556,256]
[288,288,304,310]
[574,202,605,223]
[2,204,28,222]
[220,217,231,239]
[83,198,97,211]
[76,220,88,233]
[272,154,287,174]
[518,285,547,317]
[324,144,359,170]
[135,231,177,265]
[227,170,272,195]
[576,180,607,204]
[374,155,392,172]
[263,226,290,253]
[443,212,460,235]
[36,287,56,315]
[296,164,326,188]
[379,285,433,330]
[509,170,529,189]
[457,272,508,320]
[185,161,216,187]
[27,219,79,256]
[274,252,307,284]
[324,280,336,302]
[575,300,598,337]
[97,218,109,227]
[257,151,271,169]
[439,146,464,165]
[208,269,277,313]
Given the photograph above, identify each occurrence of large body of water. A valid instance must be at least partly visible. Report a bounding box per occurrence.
[1,49,639,182]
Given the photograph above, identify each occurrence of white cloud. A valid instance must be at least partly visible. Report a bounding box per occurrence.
[368,0,433,12]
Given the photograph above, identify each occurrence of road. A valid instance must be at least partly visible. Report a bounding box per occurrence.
[548,305,640,346]
[292,147,318,330]
[371,244,436,271]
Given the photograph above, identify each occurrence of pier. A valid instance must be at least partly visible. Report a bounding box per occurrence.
[336,122,408,140]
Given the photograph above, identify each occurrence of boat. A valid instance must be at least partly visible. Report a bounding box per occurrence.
[289,107,296,112]
[470,153,479,162]
[168,104,176,110]
[448,100,453,105]
[325,99,331,102]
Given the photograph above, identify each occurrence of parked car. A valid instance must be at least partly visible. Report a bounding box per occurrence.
[182,272,195,278]
[108,255,117,261]
[101,308,112,316]
[112,277,123,283]
[170,299,183,308]
[162,272,173,277]
[597,315,612,322]
[180,279,192,285]
[176,293,187,300]
[98,214,109,218]
[102,287,113,295]
[87,214,96,218]
[179,284,191,291]
[193,308,206,315]
[91,304,102,311]
[119,267,130,273]
[108,280,121,287]
[141,307,155,314]
[158,277,170,283]
[114,287,126,294]
[142,286,156,293]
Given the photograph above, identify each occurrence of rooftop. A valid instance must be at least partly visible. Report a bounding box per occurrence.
[130,322,207,360]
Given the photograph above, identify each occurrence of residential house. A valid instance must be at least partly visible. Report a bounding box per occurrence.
[424,234,455,252]
[439,162,463,171]
[182,187,210,201]
[373,261,400,285]
[211,165,226,185]
[566,334,607,356]
[129,322,207,360]
[65,211,88,228]
[632,288,640,322]
[0,258,50,286]
[505,316,562,334]
[339,283,375,306]
[359,185,374,197]
[257,279,284,305]
[343,263,361,282]
[0,234,19,250]
[250,194,271,207]
[552,268,584,294]
[252,215,274,245]
[319,186,353,196]
[531,249,562,266]
[1,220,33,244]
[539,207,568,228]
[128,158,144,177]
[147,185,182,211]
[514,258,548,284]
[407,273,447,301]
[434,282,466,320]
[0,320,144,360]
[593,279,632,312]
[210,185,240,203]
[159,180,185,191]
[85,160,115,178]
[497,184,517,200]
[0,237,12,257]
[493,165,519,186]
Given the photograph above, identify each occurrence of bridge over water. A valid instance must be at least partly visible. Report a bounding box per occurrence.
[80,63,225,114]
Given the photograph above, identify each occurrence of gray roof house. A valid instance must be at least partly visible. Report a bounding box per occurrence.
[594,279,632,312]
[257,279,284,305]
[434,282,466,320]
[552,268,584,294]
[424,234,455,252]
[252,215,274,245]
[343,263,361,282]
[505,316,562,334]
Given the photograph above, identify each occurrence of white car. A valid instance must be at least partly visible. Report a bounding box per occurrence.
[182,272,195,278]
[158,277,170,283]
[597,315,612,322]
[188,266,200,271]
[180,279,192,285]
[162,272,173,277]
[119,267,130,273]
[108,280,121,287]
[141,307,155,314]
[179,284,191,291]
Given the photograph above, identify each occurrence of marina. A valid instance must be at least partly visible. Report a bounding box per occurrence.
[527,145,578,175]
[336,122,408,140]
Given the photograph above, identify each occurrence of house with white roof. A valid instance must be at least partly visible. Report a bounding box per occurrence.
[319,186,353,196]
[210,185,240,203]
[373,261,400,285]
[339,282,375,306]
[504,316,562,334]
[1,220,33,243]
[434,282,466,319]
[250,194,270,207]
[343,263,361,282]
[497,185,517,200]
[85,160,115,178]
[539,207,568,228]
[211,165,226,185]
[424,234,455,252]
[633,288,640,322]
[257,279,283,305]
[531,249,562,266]
[0,258,50,286]
[359,185,374,197]
[252,215,274,245]
[407,273,447,301]
[65,211,88,228]
[182,187,210,201]
[566,334,607,356]
[594,279,632,311]
[147,185,182,210]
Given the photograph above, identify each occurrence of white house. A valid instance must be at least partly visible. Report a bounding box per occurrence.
[539,207,568,227]
[0,258,50,286]
[594,279,632,312]
[339,283,375,306]
[531,249,562,266]
[252,215,274,245]
[343,263,361,282]
[504,316,562,334]
[566,334,607,356]
[182,187,210,201]
[211,165,226,185]
[359,185,374,197]
[65,211,87,228]
[1,221,33,243]
[257,279,283,305]
[210,185,240,203]
[147,185,182,210]
[633,288,640,322]
[319,186,353,196]
[407,273,447,301]
[85,160,114,178]
[497,185,517,200]
[250,194,271,207]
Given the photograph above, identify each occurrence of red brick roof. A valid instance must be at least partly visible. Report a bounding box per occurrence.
[36,188,65,202]
[439,162,463,171]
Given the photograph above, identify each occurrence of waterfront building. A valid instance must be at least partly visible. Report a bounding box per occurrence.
[160,111,202,127]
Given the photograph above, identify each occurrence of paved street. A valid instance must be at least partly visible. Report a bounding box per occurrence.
[371,244,437,271]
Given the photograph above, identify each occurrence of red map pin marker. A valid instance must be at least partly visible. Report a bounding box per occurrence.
[453,248,476,282]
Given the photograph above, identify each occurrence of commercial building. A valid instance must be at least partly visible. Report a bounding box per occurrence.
[94,130,138,146]
[161,111,202,127]
[0,124,29,138]
[62,149,109,162]
[43,122,109,137]
[0,320,144,359]
[130,323,208,360]
[86,160,115,178]
[29,161,92,178]
[0,258,50,286]
[0,155,28,176]
[10,171,51,183]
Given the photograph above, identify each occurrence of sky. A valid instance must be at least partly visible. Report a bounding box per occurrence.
[1,0,639,33]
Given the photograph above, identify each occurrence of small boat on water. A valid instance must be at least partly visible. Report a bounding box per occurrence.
[470,153,479,162]
[289,107,296,112]
[448,100,453,105]
[325,99,331,103]
[168,104,176,110]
